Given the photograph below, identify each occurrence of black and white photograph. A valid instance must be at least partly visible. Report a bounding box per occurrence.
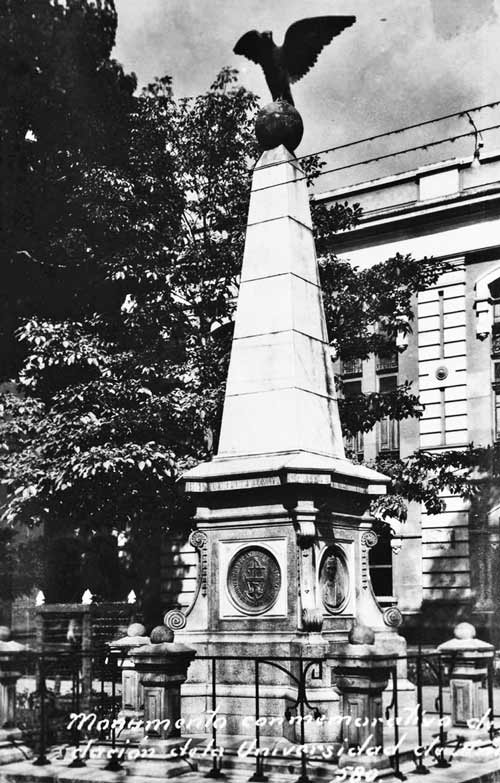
[1,1,500,781]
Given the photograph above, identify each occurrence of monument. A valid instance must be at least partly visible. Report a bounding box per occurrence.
[168,17,406,744]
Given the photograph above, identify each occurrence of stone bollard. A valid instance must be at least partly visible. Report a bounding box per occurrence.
[334,622,397,778]
[131,625,196,750]
[0,626,26,732]
[438,621,494,728]
[108,622,150,741]
[0,626,33,763]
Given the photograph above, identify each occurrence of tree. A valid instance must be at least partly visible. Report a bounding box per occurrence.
[0,0,135,377]
[0,58,262,614]
[0,4,492,616]
[0,0,134,602]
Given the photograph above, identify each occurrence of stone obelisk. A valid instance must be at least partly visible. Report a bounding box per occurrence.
[172,105,402,738]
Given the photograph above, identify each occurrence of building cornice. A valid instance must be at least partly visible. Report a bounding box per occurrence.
[314,149,500,253]
[323,187,500,253]
[314,148,500,204]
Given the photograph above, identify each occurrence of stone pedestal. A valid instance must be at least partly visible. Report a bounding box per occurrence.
[438,622,494,728]
[0,653,21,731]
[334,633,396,779]
[131,634,196,743]
[0,631,33,763]
[129,634,197,778]
[108,623,150,741]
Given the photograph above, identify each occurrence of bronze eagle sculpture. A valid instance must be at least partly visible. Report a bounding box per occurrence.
[233,16,356,106]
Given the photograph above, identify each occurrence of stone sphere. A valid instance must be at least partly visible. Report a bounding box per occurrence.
[255,101,304,153]
[127,622,146,638]
[150,625,174,644]
[0,626,11,642]
[454,621,476,640]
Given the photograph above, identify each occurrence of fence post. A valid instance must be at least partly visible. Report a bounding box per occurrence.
[437,622,494,729]
[334,623,397,778]
[108,622,150,741]
[131,624,196,760]
[33,652,49,766]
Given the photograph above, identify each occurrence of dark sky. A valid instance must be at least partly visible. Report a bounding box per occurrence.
[113,0,500,190]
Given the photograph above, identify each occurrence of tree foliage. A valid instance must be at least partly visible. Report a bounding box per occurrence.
[0,0,136,377]
[0,0,493,609]
[0,13,261,605]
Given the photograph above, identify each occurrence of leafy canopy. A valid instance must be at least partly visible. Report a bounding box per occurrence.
[0,0,492,604]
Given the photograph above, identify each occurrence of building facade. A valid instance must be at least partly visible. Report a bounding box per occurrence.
[315,151,500,644]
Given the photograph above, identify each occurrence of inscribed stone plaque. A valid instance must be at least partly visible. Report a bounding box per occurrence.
[228,546,281,614]
[319,547,348,613]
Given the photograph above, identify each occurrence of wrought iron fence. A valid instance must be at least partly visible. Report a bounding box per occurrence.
[7,646,500,782]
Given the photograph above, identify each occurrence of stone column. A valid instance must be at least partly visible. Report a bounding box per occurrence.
[131,626,196,749]
[334,623,397,777]
[438,622,494,728]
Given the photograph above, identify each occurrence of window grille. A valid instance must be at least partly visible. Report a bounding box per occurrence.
[376,351,398,372]
[342,357,363,376]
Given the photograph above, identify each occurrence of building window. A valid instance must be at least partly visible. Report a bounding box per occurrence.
[491,280,500,438]
[492,300,500,356]
[494,361,500,441]
[376,350,398,373]
[369,534,393,599]
[342,357,362,377]
[378,374,399,458]
[343,379,364,460]
[345,430,364,460]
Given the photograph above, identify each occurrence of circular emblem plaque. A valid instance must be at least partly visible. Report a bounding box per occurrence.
[228,547,281,615]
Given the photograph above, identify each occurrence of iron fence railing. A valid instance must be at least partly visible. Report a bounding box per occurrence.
[7,646,499,782]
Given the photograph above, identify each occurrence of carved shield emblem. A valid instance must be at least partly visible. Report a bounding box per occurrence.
[228,546,281,614]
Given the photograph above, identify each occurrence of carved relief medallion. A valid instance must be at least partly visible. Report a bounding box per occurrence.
[228,546,281,614]
[319,547,349,613]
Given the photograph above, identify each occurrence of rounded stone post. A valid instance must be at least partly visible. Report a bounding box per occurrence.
[108,622,150,739]
[334,623,397,776]
[0,627,26,731]
[0,627,33,763]
[438,622,494,728]
[131,625,196,750]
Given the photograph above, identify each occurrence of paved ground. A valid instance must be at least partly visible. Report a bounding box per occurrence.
[2,685,500,782]
[2,751,500,783]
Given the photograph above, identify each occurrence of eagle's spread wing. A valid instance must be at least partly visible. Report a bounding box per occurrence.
[282,16,356,83]
[233,30,269,65]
